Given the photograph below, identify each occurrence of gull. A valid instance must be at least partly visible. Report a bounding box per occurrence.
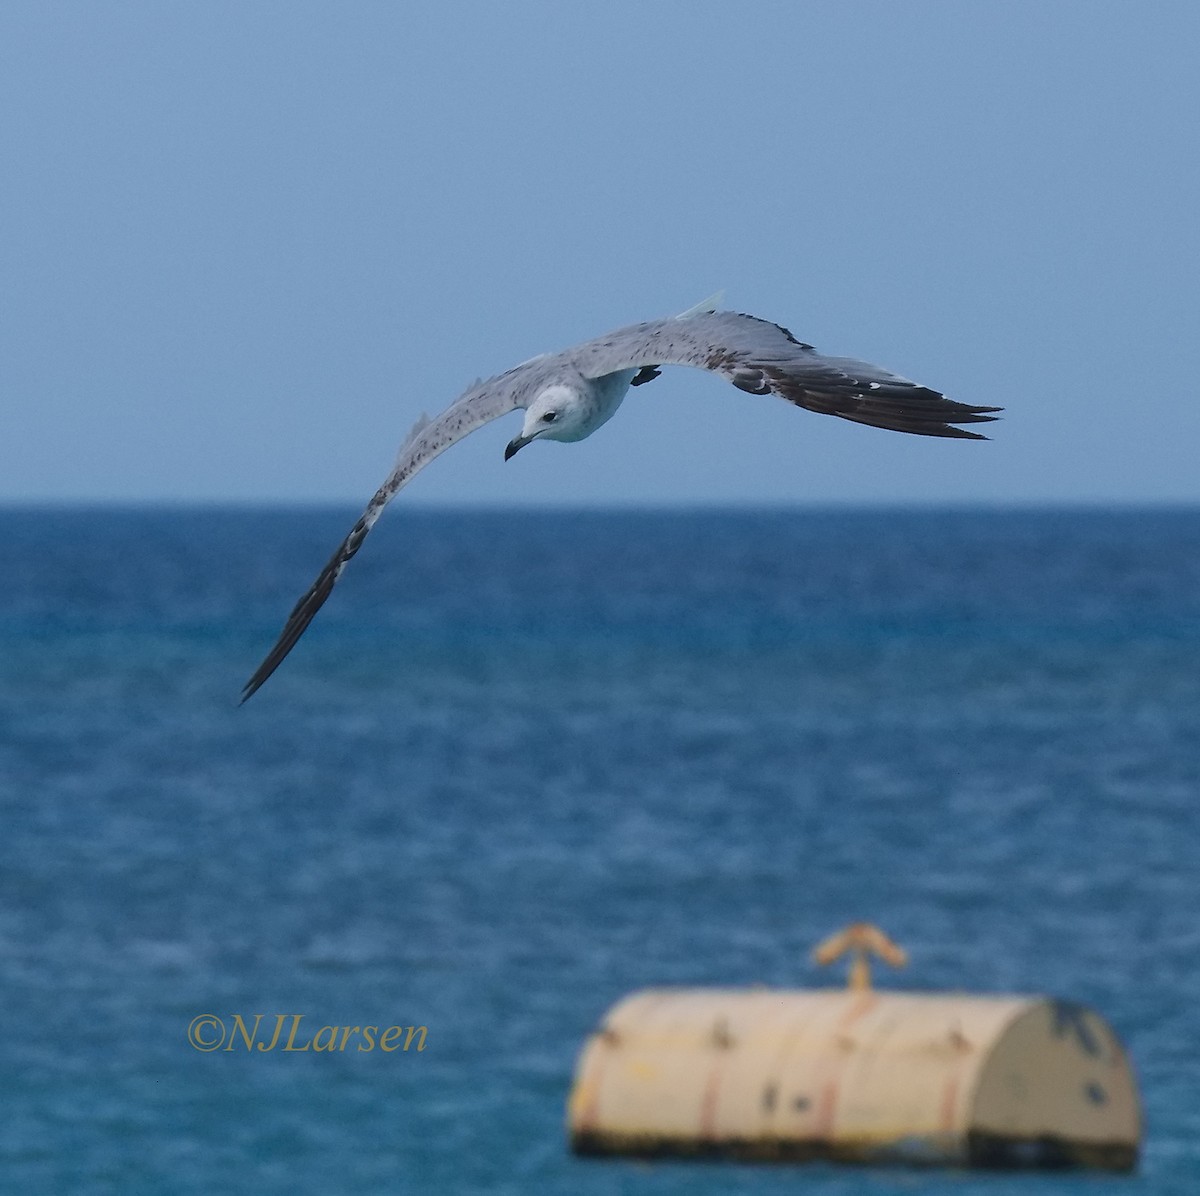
[241,295,999,700]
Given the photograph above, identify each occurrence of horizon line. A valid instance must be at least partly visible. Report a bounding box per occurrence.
[2,497,1199,513]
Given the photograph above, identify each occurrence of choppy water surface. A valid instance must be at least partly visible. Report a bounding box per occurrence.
[1,506,1197,1193]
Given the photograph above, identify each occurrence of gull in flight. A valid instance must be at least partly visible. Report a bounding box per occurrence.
[242,295,999,700]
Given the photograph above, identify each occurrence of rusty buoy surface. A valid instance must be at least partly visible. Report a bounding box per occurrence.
[568,983,1140,1169]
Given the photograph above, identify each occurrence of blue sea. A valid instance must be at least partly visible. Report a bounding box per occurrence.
[1,506,1198,1194]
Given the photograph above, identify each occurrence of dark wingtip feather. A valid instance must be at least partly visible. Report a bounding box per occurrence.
[240,566,337,702]
[760,362,1002,440]
[240,507,382,702]
[841,393,1002,439]
[239,534,359,702]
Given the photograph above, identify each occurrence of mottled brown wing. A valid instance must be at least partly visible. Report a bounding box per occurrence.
[571,311,1000,439]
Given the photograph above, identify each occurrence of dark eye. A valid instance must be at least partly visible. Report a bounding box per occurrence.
[541,411,557,423]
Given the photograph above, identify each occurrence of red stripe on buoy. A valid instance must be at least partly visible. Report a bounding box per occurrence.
[939,1075,960,1131]
[699,1066,722,1138]
[815,1080,839,1137]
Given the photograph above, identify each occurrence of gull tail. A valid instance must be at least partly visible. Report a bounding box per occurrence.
[674,290,724,319]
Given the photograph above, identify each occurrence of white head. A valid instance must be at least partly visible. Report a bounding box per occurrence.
[505,384,590,460]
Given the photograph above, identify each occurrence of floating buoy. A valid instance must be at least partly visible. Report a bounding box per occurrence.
[568,925,1140,1171]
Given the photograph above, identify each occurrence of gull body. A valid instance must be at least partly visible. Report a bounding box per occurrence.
[241,295,999,701]
[506,370,638,457]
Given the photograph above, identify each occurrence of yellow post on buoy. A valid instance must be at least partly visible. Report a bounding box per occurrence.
[811,922,908,991]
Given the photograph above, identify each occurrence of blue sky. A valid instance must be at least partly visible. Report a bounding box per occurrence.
[2,2,1197,505]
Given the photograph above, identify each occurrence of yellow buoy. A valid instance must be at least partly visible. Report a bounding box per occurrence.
[568,925,1140,1170]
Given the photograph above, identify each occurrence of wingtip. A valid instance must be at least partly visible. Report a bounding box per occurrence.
[238,674,264,705]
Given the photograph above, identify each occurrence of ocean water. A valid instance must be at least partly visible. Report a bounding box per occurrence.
[1,505,1198,1195]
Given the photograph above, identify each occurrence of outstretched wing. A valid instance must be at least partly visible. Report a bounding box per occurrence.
[241,366,543,702]
[570,310,1000,438]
